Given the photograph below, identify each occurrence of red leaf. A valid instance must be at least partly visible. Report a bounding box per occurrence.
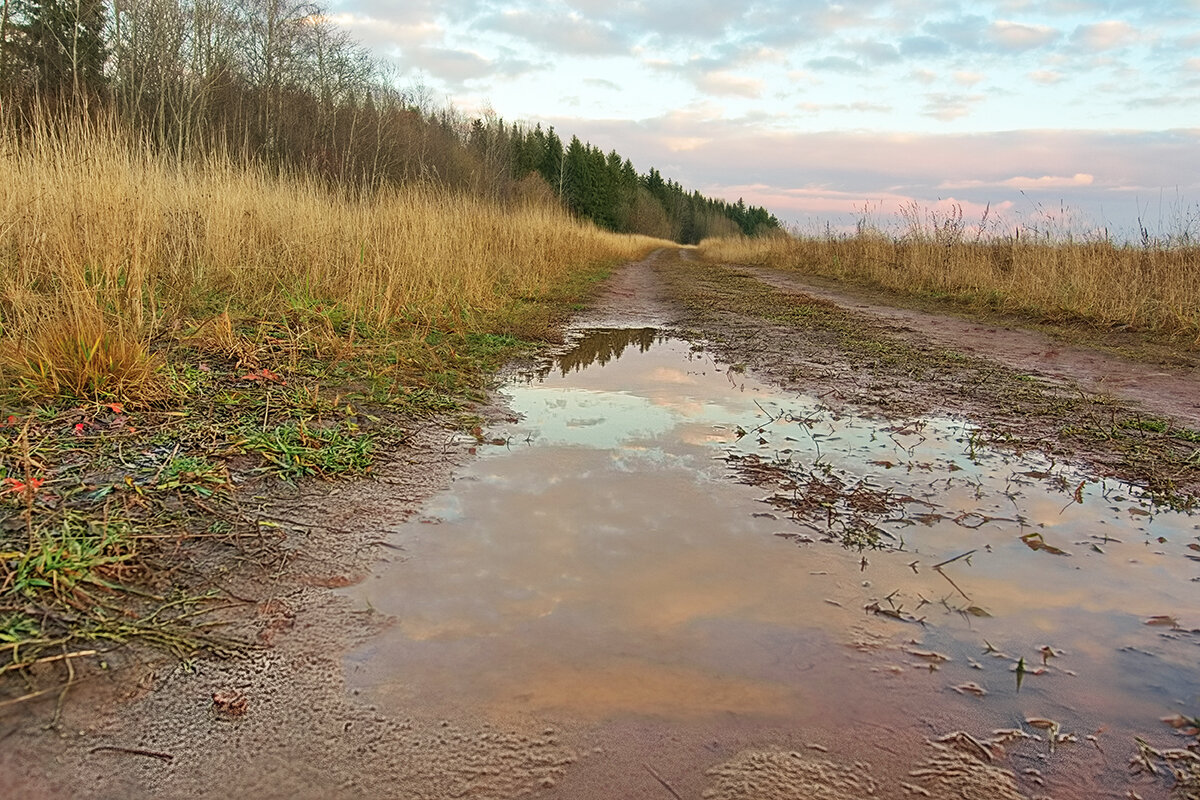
[106,402,125,414]
[241,368,286,385]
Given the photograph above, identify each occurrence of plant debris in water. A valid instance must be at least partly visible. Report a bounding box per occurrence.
[725,450,933,552]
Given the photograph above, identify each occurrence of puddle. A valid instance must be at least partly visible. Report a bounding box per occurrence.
[344,329,1200,798]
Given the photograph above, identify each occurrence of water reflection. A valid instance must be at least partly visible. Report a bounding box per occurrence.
[543,327,661,378]
[344,329,1200,799]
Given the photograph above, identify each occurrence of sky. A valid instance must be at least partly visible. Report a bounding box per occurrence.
[327,0,1200,239]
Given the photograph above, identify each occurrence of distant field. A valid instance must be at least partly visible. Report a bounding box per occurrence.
[0,120,665,404]
[699,227,1200,344]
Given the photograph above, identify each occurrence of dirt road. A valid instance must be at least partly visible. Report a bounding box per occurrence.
[3,249,1197,800]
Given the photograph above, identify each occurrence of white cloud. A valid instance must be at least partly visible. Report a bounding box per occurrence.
[1029,69,1064,85]
[695,72,764,98]
[989,20,1059,50]
[487,10,628,55]
[922,92,985,121]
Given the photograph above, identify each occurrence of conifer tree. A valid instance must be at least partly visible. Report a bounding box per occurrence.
[8,0,109,100]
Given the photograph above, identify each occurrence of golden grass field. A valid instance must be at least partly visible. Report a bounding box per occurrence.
[699,229,1200,343]
[0,121,666,401]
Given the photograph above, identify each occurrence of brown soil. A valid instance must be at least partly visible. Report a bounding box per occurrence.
[5,248,1197,799]
[739,260,1200,426]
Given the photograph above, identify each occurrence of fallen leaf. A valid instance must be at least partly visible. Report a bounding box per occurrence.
[1145,615,1179,627]
[212,689,248,716]
[1020,532,1070,556]
[952,682,988,697]
[1161,714,1200,732]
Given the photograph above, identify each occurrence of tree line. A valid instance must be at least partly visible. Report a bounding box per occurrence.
[0,0,779,243]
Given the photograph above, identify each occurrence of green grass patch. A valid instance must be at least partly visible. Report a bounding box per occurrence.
[237,422,374,480]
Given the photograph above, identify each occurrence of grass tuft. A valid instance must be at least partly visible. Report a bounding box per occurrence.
[1,310,166,407]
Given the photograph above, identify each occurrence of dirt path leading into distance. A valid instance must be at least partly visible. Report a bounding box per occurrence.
[3,248,1197,800]
[736,259,1200,426]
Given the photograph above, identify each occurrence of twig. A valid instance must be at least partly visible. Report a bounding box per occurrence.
[0,686,59,710]
[934,567,972,602]
[89,745,174,762]
[931,549,976,570]
[0,649,97,677]
[51,643,77,728]
[150,441,182,486]
[643,763,684,800]
[20,419,34,550]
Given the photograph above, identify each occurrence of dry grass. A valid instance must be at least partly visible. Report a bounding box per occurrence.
[0,118,667,403]
[699,226,1200,343]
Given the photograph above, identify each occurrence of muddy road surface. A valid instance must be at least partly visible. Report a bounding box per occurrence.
[4,249,1199,799]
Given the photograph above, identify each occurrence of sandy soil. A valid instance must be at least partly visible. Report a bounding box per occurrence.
[5,248,1197,799]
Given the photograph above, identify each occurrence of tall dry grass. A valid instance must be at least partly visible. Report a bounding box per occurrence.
[699,226,1200,342]
[0,119,666,400]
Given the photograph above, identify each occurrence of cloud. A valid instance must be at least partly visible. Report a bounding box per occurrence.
[797,101,893,113]
[1029,69,1064,85]
[954,71,985,87]
[924,15,989,50]
[694,72,764,98]
[848,40,902,65]
[1071,20,1138,51]
[989,20,1059,51]
[583,78,621,91]
[805,55,865,73]
[645,45,776,99]
[899,35,952,58]
[325,12,441,51]
[485,10,628,55]
[940,173,1096,189]
[409,47,493,82]
[662,136,711,152]
[922,92,984,121]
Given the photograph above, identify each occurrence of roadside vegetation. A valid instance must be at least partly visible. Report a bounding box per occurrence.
[699,205,1200,345]
[0,0,715,690]
[0,115,672,686]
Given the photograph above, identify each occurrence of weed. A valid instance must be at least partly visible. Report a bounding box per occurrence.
[238,422,374,480]
[156,456,230,497]
[0,613,40,643]
[8,516,135,599]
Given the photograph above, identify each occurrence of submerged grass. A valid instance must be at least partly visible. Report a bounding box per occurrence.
[699,226,1200,346]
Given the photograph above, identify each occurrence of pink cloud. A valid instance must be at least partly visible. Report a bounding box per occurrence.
[1072,21,1138,51]
[1029,69,1064,85]
[939,173,1095,190]
[695,72,764,98]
